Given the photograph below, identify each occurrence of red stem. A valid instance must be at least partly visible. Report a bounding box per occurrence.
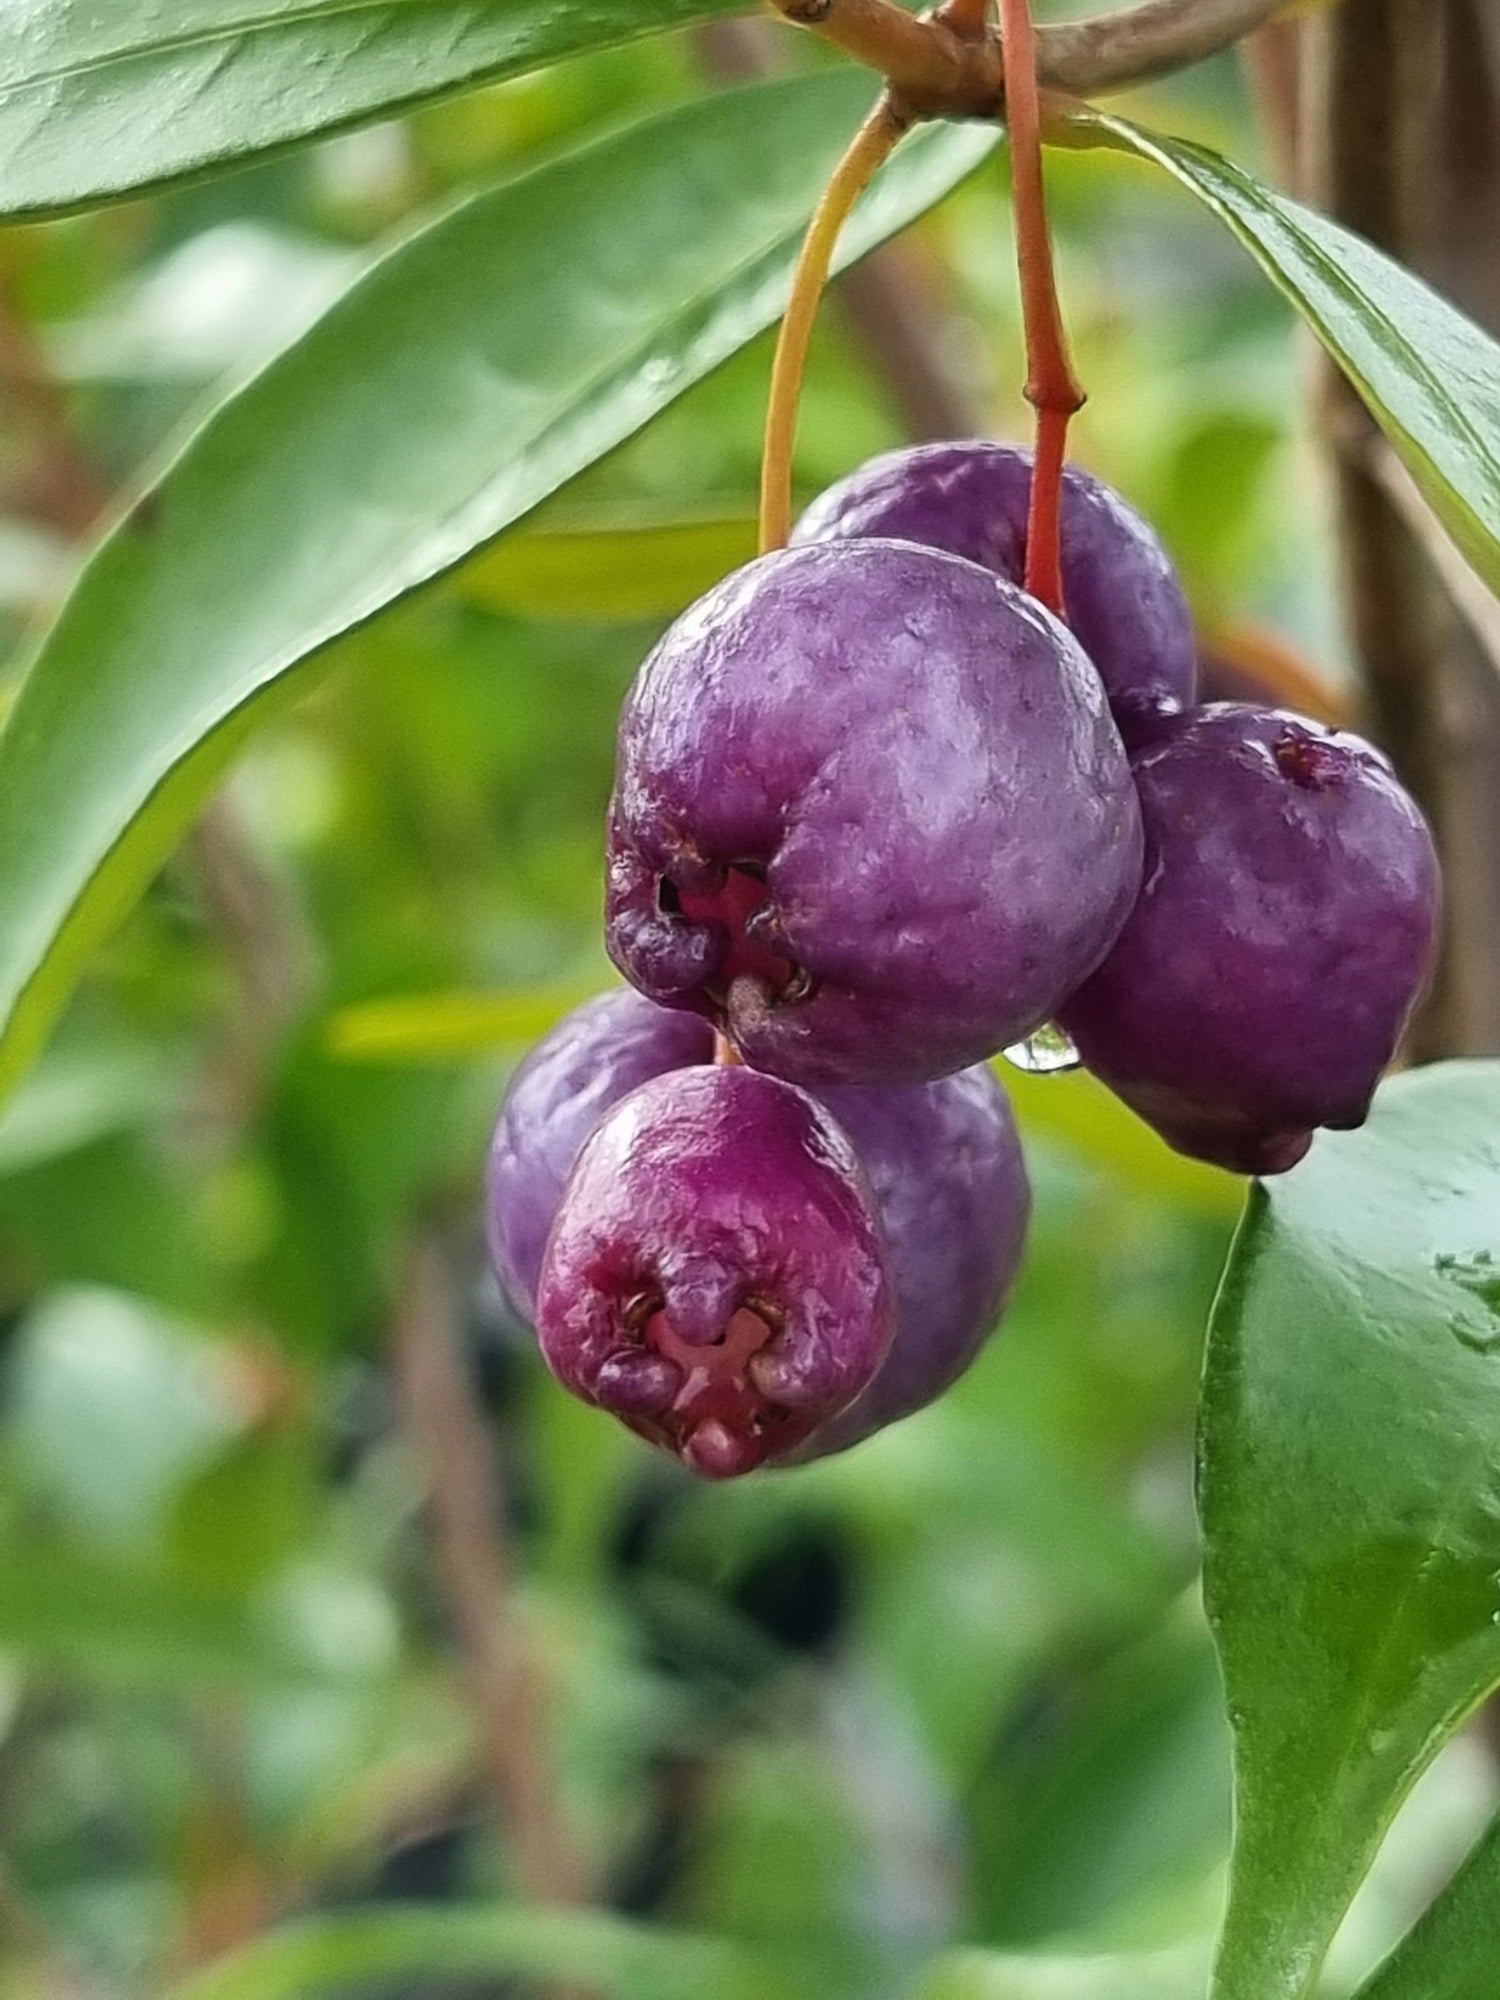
[1000,0,1084,618]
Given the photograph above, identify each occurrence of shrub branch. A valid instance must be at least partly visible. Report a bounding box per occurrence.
[763,0,1298,118]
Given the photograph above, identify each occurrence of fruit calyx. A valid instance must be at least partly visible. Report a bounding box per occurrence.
[667,864,807,1014]
[613,1294,795,1477]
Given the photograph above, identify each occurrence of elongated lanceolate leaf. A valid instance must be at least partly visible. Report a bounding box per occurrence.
[0,0,750,220]
[1074,114,1500,605]
[1197,1061,1500,2000]
[0,74,996,1110]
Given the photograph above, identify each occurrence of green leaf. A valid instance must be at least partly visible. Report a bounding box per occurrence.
[0,1544,332,1688]
[0,0,752,221]
[326,983,601,1060]
[1072,114,1500,601]
[0,76,996,1112]
[970,1593,1230,1951]
[1356,1809,1500,2000]
[917,1941,1212,2000]
[166,1906,767,2000]
[0,1036,181,1175]
[459,510,759,623]
[1198,1060,1500,1999]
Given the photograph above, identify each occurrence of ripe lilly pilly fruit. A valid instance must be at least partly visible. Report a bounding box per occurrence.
[486,991,1030,1470]
[605,537,1143,1087]
[485,989,713,1324]
[1057,704,1441,1174]
[534,1063,893,1477]
[795,1065,1029,1458]
[792,440,1197,730]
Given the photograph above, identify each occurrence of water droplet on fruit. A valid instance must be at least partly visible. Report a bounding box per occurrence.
[1003,1022,1080,1074]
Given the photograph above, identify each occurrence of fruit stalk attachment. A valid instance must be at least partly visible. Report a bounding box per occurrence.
[1000,0,1085,618]
[759,96,908,555]
[765,0,1293,112]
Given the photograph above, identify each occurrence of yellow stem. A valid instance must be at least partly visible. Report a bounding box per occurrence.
[759,98,908,556]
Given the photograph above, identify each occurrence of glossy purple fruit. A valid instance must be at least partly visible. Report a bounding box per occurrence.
[486,990,713,1322]
[1056,704,1441,1175]
[535,1065,893,1477]
[486,991,1029,1461]
[792,440,1196,726]
[796,1066,1029,1457]
[606,539,1143,1087]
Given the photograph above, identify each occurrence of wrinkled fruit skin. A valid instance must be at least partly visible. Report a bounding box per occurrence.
[792,440,1196,728]
[795,1067,1029,1458]
[535,1064,893,1477]
[1057,704,1441,1174]
[487,991,1029,1463]
[606,539,1144,1087]
[486,989,713,1322]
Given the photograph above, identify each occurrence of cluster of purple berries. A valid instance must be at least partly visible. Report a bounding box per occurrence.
[487,441,1440,1478]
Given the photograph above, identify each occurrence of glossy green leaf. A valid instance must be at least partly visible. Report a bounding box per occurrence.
[459,510,759,622]
[0,0,752,220]
[167,1906,768,2000]
[1073,114,1500,601]
[1199,1060,1500,1999]
[0,76,996,1112]
[1356,1808,1500,2000]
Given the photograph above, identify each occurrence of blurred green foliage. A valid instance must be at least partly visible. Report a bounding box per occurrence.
[0,12,1487,2000]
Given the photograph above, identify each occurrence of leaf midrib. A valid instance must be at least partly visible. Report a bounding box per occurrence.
[0,0,517,99]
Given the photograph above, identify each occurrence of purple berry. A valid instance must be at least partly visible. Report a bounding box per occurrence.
[606,539,1143,1087]
[485,991,1030,1463]
[1056,705,1441,1175]
[792,440,1196,726]
[796,1066,1029,1457]
[485,989,713,1321]
[535,1065,893,1477]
